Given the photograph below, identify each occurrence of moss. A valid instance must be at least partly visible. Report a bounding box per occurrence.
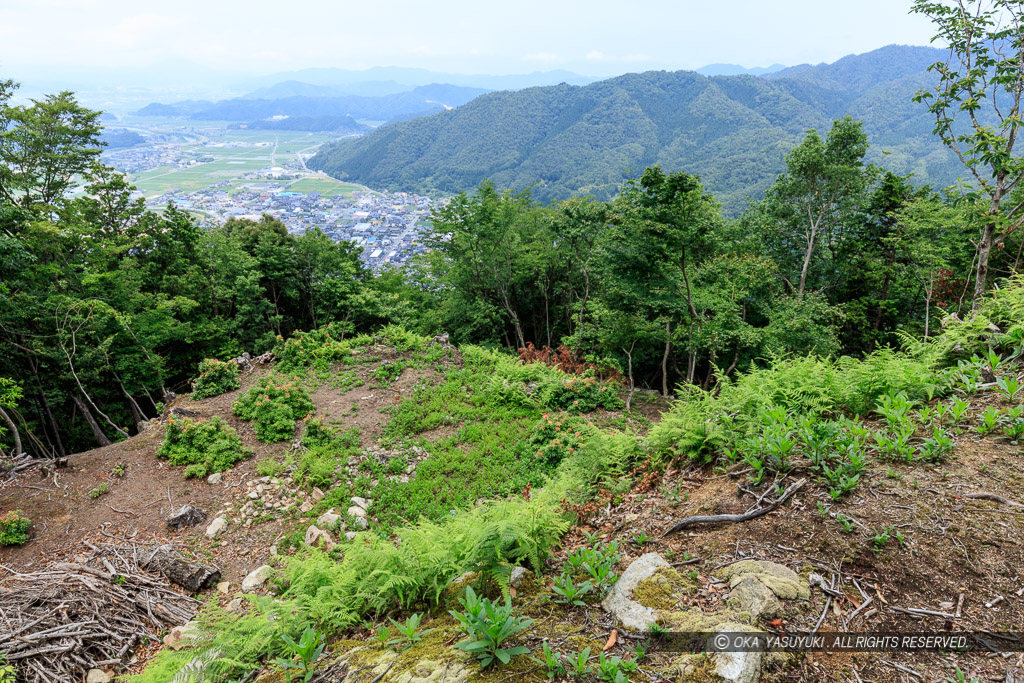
[633,567,699,611]
[676,653,718,682]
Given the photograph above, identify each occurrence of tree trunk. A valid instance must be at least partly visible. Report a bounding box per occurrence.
[0,406,23,456]
[661,321,672,398]
[623,342,636,411]
[798,225,819,298]
[71,395,112,447]
[972,220,996,310]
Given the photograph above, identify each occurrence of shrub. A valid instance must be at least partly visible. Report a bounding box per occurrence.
[158,416,252,478]
[233,377,315,442]
[191,358,241,400]
[538,376,623,413]
[0,510,31,546]
[274,322,352,373]
[527,414,594,468]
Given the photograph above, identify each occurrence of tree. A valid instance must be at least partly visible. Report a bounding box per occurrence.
[760,117,873,297]
[0,86,104,208]
[912,0,1024,306]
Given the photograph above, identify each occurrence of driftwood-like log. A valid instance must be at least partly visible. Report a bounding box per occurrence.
[142,544,220,592]
[663,478,807,536]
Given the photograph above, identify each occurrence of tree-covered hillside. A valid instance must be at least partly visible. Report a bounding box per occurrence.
[309,45,962,213]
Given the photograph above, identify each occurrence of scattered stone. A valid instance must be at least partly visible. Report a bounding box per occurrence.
[345,531,357,541]
[163,621,200,651]
[510,567,530,588]
[351,516,368,529]
[720,561,810,601]
[351,496,371,510]
[166,504,207,529]
[241,565,273,593]
[317,509,341,528]
[305,525,335,549]
[216,581,230,594]
[299,500,315,514]
[270,545,278,556]
[311,487,325,501]
[226,597,245,613]
[86,669,112,683]
[206,472,223,485]
[247,491,259,500]
[205,516,228,539]
[347,505,367,518]
[602,553,669,631]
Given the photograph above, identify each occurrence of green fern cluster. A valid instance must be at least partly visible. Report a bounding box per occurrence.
[157,415,252,478]
[233,376,315,442]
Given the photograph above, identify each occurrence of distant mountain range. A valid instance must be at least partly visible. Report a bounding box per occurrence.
[696,63,787,76]
[237,67,596,92]
[134,84,490,126]
[228,115,369,134]
[307,45,960,213]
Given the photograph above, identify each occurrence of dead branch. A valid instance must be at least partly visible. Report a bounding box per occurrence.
[663,478,806,536]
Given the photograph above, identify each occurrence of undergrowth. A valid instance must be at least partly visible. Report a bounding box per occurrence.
[156,416,252,478]
[233,377,315,442]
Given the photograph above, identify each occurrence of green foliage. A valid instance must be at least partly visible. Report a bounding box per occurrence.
[0,509,31,546]
[387,613,434,650]
[191,358,241,400]
[89,482,109,499]
[450,586,534,668]
[540,641,566,679]
[274,322,352,373]
[274,626,326,683]
[550,573,594,606]
[233,377,315,442]
[538,376,623,413]
[157,415,252,478]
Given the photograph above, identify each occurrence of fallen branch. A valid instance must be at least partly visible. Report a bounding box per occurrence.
[963,492,1023,507]
[663,478,806,536]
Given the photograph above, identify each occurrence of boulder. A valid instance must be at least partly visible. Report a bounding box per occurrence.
[206,472,223,485]
[205,516,228,539]
[316,509,341,528]
[602,553,669,631]
[166,504,207,529]
[350,496,371,510]
[241,565,273,593]
[86,670,112,683]
[305,525,335,549]
[163,621,201,651]
[347,505,367,518]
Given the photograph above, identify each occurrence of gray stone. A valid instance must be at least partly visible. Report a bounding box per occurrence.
[602,552,669,631]
[86,669,112,683]
[345,531,357,541]
[712,624,764,683]
[166,505,207,529]
[351,516,368,529]
[205,516,228,539]
[510,567,530,588]
[347,505,367,518]
[299,500,315,513]
[305,525,335,549]
[227,597,245,613]
[206,472,223,485]
[351,496,371,510]
[241,565,273,593]
[311,487,325,501]
[163,621,200,651]
[317,509,341,528]
[728,575,782,619]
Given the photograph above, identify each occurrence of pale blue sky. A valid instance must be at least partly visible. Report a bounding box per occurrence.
[0,0,940,82]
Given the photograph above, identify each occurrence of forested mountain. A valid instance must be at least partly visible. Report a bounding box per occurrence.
[309,45,958,212]
[229,114,370,133]
[134,84,490,124]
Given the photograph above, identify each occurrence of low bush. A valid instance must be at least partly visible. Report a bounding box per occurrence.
[190,358,240,400]
[0,510,31,546]
[233,377,315,442]
[275,322,352,373]
[157,416,252,478]
[538,376,623,413]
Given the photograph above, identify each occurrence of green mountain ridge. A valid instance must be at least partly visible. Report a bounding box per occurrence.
[309,45,961,212]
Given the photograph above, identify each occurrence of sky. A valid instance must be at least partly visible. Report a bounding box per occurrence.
[0,0,940,86]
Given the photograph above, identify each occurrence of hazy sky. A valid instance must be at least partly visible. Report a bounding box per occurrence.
[0,0,940,82]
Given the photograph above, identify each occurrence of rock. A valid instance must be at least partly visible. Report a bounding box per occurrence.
[510,567,530,588]
[166,504,207,529]
[433,333,450,344]
[206,472,223,485]
[351,496,371,510]
[163,621,200,651]
[345,531,357,541]
[86,669,112,683]
[227,597,245,613]
[247,491,259,500]
[311,487,325,501]
[317,509,341,528]
[395,658,471,683]
[305,525,335,549]
[728,575,782,619]
[602,553,669,631]
[347,505,367,518]
[720,561,810,601]
[216,581,230,594]
[205,516,228,539]
[351,516,368,529]
[241,565,273,593]
[269,545,278,556]
[299,500,315,514]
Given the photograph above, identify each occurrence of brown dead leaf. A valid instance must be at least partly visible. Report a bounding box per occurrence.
[603,629,618,651]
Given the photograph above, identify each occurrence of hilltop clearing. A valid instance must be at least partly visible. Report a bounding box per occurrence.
[2,303,1024,683]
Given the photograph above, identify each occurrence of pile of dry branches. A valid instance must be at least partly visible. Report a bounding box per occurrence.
[0,544,200,683]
